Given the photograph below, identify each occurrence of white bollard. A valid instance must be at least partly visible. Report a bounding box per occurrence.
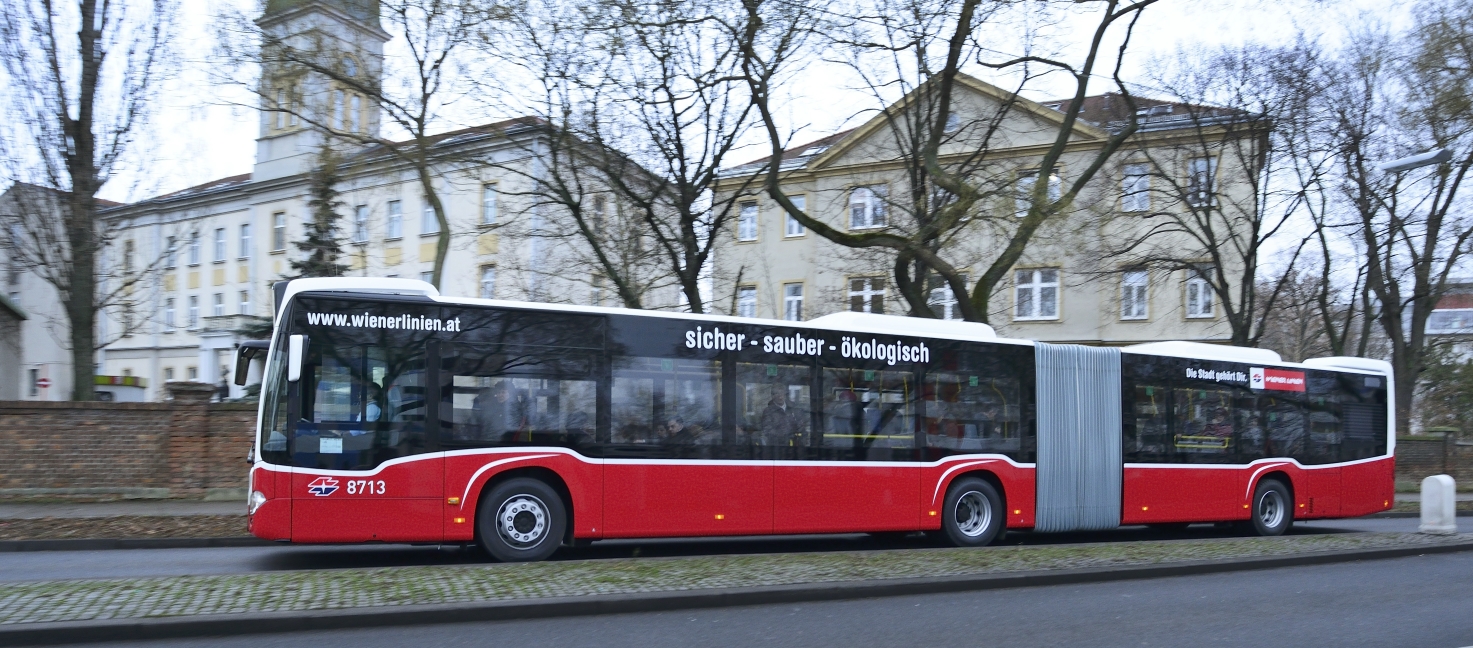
[1420,474,1458,535]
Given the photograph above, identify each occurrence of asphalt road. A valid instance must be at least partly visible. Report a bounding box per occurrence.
[0,516,1425,583]
[50,548,1473,648]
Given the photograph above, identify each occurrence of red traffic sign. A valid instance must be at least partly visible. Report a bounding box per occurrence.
[35,378,51,389]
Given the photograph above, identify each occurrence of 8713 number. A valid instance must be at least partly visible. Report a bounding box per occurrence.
[347,479,385,495]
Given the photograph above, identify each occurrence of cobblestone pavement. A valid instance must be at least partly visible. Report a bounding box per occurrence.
[1,532,1467,627]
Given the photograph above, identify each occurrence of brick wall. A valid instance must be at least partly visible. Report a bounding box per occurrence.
[0,382,256,500]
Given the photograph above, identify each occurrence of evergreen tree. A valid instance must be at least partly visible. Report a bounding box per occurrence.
[289,147,350,278]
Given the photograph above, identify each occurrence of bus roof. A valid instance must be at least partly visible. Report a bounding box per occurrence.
[279,278,1389,375]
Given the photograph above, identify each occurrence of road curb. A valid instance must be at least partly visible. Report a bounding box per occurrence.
[0,537,270,553]
[4,539,1472,646]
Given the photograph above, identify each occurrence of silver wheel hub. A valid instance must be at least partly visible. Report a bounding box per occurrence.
[497,495,549,548]
[954,490,994,538]
[1258,490,1284,528]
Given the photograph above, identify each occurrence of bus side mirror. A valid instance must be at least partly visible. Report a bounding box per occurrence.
[288,335,306,382]
[234,343,266,386]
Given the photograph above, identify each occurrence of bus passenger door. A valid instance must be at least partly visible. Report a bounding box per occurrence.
[602,356,773,537]
[290,339,443,543]
[775,367,919,534]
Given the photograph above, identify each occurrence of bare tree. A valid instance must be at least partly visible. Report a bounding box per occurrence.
[734,0,1158,323]
[484,0,760,312]
[1326,8,1473,433]
[0,0,173,400]
[1098,43,1335,347]
[217,0,495,289]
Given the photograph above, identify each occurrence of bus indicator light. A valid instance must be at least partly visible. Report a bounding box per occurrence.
[929,511,936,516]
[453,517,466,524]
[447,497,460,505]
[1014,510,1021,515]
[714,514,725,520]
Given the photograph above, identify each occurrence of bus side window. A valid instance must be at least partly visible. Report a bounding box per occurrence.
[443,345,597,450]
[921,372,1019,454]
[609,357,722,455]
[1262,395,1306,460]
[820,367,916,460]
[1127,384,1170,462]
[735,362,812,450]
[1306,390,1342,465]
[1172,388,1236,463]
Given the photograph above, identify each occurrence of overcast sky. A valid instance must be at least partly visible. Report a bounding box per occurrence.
[118,0,1401,204]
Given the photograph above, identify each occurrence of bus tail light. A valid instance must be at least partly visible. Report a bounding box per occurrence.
[249,490,267,515]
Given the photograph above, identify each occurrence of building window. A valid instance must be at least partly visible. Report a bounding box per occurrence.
[849,186,886,229]
[1187,157,1217,207]
[163,298,176,330]
[348,94,361,132]
[944,111,962,133]
[271,213,286,251]
[188,231,201,265]
[239,290,250,315]
[213,228,226,262]
[479,266,496,299]
[736,286,757,318]
[163,367,174,382]
[212,293,224,317]
[164,236,177,269]
[352,205,368,243]
[848,277,886,314]
[737,201,758,241]
[239,223,251,259]
[1186,269,1214,318]
[785,195,806,237]
[591,195,607,234]
[421,200,439,235]
[187,295,199,328]
[590,274,606,306]
[1016,171,1063,217]
[1122,164,1150,212]
[274,89,287,130]
[386,201,402,239]
[928,275,964,320]
[482,185,498,225]
[28,369,38,397]
[1121,269,1148,320]
[188,366,198,381]
[1014,268,1059,320]
[420,270,435,283]
[783,283,804,321]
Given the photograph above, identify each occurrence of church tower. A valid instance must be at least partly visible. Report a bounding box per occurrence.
[253,0,390,181]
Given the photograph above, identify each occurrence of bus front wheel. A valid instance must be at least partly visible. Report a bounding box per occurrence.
[477,478,568,562]
[1247,479,1293,536]
[941,478,1005,547]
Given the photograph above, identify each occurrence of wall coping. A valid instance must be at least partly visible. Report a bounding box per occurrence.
[0,401,173,411]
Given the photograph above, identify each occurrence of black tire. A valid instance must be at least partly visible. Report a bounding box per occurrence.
[1247,478,1293,536]
[940,478,1005,547]
[477,478,568,562]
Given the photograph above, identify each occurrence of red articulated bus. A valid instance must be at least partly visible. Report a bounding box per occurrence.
[240,278,1395,561]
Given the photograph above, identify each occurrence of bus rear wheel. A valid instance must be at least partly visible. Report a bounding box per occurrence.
[477,478,567,562]
[941,478,1004,547]
[1247,479,1293,536]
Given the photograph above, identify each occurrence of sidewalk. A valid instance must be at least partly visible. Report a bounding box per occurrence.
[0,501,241,520]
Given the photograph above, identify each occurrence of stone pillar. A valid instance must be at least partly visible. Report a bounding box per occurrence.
[1420,474,1458,535]
[166,381,217,499]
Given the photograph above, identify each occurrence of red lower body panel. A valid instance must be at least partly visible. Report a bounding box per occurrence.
[603,462,772,537]
[775,464,917,533]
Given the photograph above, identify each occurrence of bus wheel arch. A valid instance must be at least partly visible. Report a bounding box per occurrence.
[938,472,1007,547]
[474,467,575,555]
[1246,472,1294,536]
[938,469,1007,517]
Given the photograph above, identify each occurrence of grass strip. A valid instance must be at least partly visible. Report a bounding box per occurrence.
[1,532,1467,626]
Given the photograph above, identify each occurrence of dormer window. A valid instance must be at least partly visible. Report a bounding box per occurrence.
[944,112,961,133]
[343,57,358,78]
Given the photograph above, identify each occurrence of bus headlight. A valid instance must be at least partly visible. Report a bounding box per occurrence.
[249,490,267,515]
